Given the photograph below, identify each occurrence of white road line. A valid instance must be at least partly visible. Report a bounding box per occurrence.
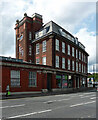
[54,93,80,97]
[57,98,71,101]
[44,100,56,103]
[0,104,25,109]
[81,94,96,98]
[70,103,84,107]
[90,97,96,100]
[8,109,52,119]
[83,92,95,95]
[70,101,95,107]
[44,98,71,103]
[79,95,84,97]
[84,101,96,105]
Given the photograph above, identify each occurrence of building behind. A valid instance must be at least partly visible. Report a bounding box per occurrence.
[1,13,89,93]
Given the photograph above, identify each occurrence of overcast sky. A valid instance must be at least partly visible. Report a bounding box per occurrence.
[0,0,97,73]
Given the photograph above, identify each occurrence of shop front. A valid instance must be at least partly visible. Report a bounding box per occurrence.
[56,74,62,88]
[62,74,68,88]
[56,74,68,88]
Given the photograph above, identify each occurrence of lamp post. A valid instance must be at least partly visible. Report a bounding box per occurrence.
[93,64,95,88]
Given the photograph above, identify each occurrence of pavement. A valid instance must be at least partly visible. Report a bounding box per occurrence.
[1,87,97,100]
[1,91,97,119]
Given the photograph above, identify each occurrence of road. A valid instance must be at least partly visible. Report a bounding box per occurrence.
[0,91,97,119]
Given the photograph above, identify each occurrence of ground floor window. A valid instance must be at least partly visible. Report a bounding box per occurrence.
[29,72,37,87]
[56,75,62,88]
[62,75,68,88]
[56,74,68,88]
[11,70,20,87]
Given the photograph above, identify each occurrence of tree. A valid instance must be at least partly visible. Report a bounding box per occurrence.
[88,73,98,82]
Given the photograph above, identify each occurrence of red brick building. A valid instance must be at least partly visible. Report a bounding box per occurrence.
[0,13,89,93]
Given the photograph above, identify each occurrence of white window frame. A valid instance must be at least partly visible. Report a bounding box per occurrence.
[76,49,78,58]
[42,57,46,65]
[84,55,86,63]
[42,40,46,52]
[68,59,70,70]
[82,53,83,61]
[19,46,24,56]
[79,51,81,60]
[84,66,86,73]
[79,63,81,72]
[36,58,40,64]
[56,56,59,68]
[72,61,74,71]
[84,66,85,73]
[29,32,32,40]
[72,47,74,57]
[29,45,32,56]
[62,57,65,69]
[56,39,59,51]
[11,70,20,87]
[62,42,65,53]
[82,64,83,73]
[76,62,78,72]
[68,45,70,55]
[29,72,37,87]
[84,55,85,62]
[36,43,39,54]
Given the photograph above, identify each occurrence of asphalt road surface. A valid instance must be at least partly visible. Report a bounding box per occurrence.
[0,91,97,119]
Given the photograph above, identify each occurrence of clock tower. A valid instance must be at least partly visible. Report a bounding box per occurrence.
[15,13,43,62]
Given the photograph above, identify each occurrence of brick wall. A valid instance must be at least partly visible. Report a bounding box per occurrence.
[2,64,56,92]
[15,14,43,63]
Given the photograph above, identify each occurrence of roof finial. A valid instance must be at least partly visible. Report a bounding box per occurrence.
[24,13,27,17]
[16,19,19,24]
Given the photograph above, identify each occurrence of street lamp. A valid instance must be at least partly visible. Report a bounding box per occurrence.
[93,64,95,88]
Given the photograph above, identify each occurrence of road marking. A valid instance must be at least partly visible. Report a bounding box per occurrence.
[81,94,95,98]
[57,98,71,101]
[90,97,96,100]
[70,103,84,107]
[70,101,95,107]
[44,98,71,103]
[54,93,80,97]
[0,104,25,109]
[83,92,95,95]
[84,101,96,105]
[79,95,84,96]
[8,109,52,119]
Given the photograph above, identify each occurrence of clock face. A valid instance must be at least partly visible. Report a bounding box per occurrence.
[19,46,24,56]
[19,34,23,40]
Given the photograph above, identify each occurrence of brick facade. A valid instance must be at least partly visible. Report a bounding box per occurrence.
[0,13,89,93]
[1,60,57,92]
